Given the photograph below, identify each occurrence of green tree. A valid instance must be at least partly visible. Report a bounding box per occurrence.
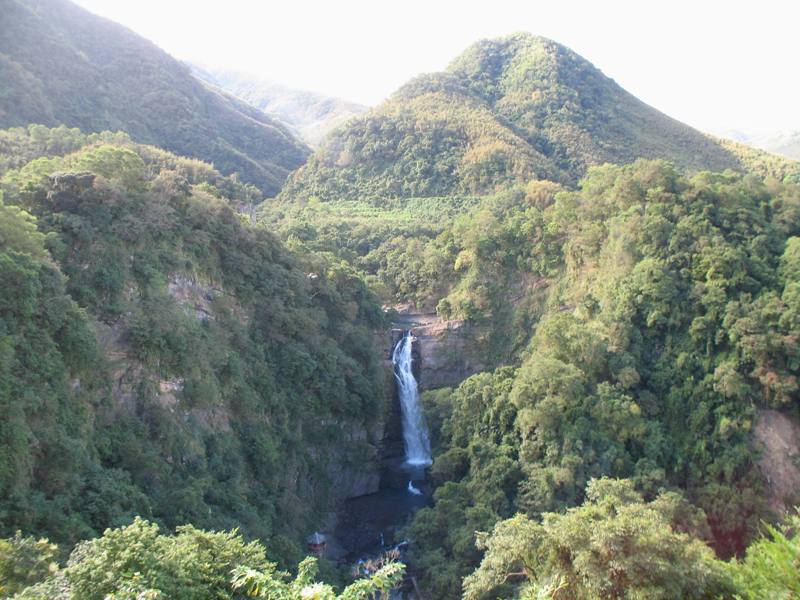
[0,533,58,597]
[64,517,269,600]
[463,478,736,600]
[231,556,404,600]
[727,512,800,600]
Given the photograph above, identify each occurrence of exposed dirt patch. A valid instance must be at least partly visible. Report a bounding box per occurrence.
[167,274,221,321]
[754,408,800,515]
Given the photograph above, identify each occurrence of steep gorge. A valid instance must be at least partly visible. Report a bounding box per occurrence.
[2,10,800,596]
[0,130,390,559]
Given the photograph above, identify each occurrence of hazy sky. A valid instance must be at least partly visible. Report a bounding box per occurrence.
[72,0,799,136]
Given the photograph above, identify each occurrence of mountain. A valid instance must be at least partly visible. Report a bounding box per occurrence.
[752,131,800,161]
[191,65,368,147]
[282,33,799,202]
[761,131,800,160]
[718,129,800,162]
[0,0,310,195]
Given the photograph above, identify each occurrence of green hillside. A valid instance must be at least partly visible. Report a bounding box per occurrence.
[0,0,310,195]
[282,34,799,202]
[401,161,800,597]
[0,125,385,558]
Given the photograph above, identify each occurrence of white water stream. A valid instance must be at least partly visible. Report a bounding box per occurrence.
[392,332,432,467]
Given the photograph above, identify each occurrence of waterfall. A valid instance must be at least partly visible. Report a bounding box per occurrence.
[392,331,432,466]
[407,480,423,495]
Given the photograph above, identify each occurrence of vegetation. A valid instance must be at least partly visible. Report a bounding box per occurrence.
[460,481,800,599]
[0,126,387,560]
[463,479,736,599]
[456,503,800,600]
[0,533,59,597]
[282,34,800,202]
[232,557,403,600]
[0,518,404,599]
[727,511,800,599]
[260,194,484,308]
[390,160,800,597]
[0,0,309,194]
[2,11,800,598]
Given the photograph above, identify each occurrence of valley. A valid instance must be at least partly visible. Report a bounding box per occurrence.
[1,1,800,598]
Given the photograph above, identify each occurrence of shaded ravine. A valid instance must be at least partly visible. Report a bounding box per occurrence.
[332,329,433,595]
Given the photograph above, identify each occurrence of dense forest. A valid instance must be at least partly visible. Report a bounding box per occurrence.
[266,155,800,598]
[0,125,389,577]
[400,162,800,597]
[1,4,800,598]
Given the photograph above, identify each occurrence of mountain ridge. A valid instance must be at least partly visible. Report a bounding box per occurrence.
[0,0,311,195]
[735,130,800,161]
[281,33,799,202]
[190,64,368,147]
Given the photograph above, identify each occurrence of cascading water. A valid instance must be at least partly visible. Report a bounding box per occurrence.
[392,331,432,467]
[331,330,431,581]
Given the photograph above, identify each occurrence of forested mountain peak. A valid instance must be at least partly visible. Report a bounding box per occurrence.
[444,33,585,98]
[0,0,310,195]
[282,33,799,202]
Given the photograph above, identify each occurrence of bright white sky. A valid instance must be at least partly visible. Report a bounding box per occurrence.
[73,0,799,137]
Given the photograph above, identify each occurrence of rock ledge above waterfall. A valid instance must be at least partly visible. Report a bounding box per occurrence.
[387,309,484,390]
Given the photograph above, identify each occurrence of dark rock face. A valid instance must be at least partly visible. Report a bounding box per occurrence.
[333,484,429,561]
[318,421,384,500]
[50,171,95,193]
[379,333,407,489]
[413,320,484,390]
[754,409,800,515]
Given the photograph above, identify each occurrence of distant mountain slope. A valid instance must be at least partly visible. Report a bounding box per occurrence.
[764,131,800,160]
[0,0,310,194]
[192,65,368,147]
[753,131,800,161]
[718,130,800,162]
[282,33,799,201]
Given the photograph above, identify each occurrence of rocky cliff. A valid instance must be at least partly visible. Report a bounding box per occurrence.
[387,312,485,391]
